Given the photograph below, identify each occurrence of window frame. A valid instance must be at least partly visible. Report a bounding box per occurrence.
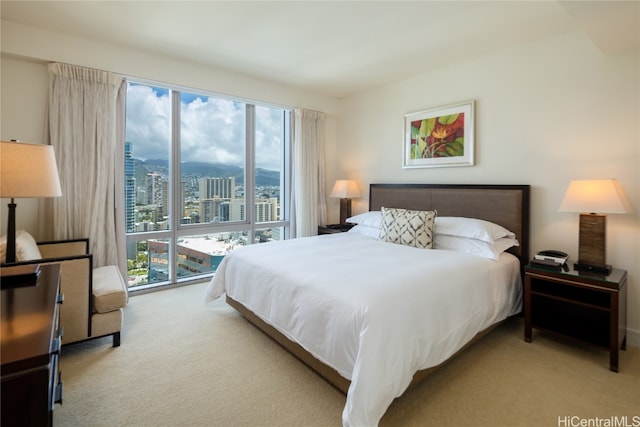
[125,78,292,289]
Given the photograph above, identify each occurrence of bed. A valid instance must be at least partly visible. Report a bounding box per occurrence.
[205,184,530,426]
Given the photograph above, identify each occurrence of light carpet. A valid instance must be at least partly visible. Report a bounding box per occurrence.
[55,282,640,427]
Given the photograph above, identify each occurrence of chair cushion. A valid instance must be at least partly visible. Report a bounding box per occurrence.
[93,265,128,313]
[0,230,43,263]
[92,308,123,337]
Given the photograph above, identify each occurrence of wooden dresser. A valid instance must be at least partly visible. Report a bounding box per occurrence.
[1,263,63,426]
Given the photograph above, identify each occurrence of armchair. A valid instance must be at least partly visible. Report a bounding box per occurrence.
[1,232,127,346]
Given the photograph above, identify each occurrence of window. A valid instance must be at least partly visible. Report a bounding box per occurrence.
[125,81,291,290]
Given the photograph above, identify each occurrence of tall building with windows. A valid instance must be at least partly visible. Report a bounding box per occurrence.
[255,198,278,222]
[179,179,186,220]
[124,142,136,233]
[199,177,236,222]
[200,177,235,199]
[229,198,244,221]
[146,172,163,206]
[136,188,147,205]
[161,180,169,219]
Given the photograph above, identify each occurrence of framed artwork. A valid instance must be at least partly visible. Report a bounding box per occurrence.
[403,100,475,168]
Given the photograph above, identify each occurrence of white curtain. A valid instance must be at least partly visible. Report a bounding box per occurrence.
[114,82,128,276]
[291,109,327,237]
[47,63,124,268]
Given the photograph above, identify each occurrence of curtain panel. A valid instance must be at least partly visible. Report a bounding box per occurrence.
[291,109,327,237]
[47,63,124,268]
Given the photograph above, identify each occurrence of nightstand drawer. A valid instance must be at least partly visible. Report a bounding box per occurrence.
[529,278,611,309]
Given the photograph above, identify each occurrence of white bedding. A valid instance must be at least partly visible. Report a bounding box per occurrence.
[205,232,522,427]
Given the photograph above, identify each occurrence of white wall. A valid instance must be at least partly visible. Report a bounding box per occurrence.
[0,57,50,239]
[334,31,640,345]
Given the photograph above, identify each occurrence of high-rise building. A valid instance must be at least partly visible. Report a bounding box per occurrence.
[179,179,186,219]
[199,177,236,222]
[146,172,163,205]
[201,198,228,222]
[161,179,169,218]
[230,198,244,221]
[124,142,136,233]
[136,188,146,205]
[255,198,278,222]
[199,177,235,199]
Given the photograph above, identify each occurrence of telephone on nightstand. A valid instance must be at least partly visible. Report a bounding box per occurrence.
[531,250,570,271]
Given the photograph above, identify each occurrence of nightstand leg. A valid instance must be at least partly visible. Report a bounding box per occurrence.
[610,292,620,372]
[609,354,619,373]
[524,276,532,343]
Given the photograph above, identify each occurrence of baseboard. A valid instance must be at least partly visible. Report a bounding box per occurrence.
[627,327,640,348]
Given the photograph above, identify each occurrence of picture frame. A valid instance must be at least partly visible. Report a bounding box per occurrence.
[403,100,475,168]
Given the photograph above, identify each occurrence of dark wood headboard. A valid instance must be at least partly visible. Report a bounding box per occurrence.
[369,184,530,264]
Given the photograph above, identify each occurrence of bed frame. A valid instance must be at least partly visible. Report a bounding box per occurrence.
[227,184,530,394]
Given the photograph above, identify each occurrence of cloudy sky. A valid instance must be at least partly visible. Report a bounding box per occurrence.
[125,82,285,171]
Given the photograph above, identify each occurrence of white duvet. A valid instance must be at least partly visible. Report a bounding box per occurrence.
[205,232,522,427]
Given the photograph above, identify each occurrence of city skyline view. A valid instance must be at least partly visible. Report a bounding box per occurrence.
[125,154,284,287]
[124,80,290,289]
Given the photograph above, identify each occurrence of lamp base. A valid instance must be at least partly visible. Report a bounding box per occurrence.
[339,198,352,225]
[5,199,17,263]
[573,263,612,275]
[578,213,607,271]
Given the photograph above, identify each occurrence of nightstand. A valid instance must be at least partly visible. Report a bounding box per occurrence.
[318,224,354,235]
[524,264,627,372]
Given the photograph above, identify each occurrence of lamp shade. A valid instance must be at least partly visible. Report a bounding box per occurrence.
[1,141,62,198]
[330,180,361,199]
[559,179,632,214]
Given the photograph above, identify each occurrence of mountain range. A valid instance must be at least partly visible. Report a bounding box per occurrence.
[134,158,280,187]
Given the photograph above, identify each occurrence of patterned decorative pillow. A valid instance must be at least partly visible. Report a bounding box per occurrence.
[379,207,436,249]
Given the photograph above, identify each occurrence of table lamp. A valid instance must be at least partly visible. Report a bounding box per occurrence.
[559,179,632,274]
[1,141,62,263]
[330,180,361,224]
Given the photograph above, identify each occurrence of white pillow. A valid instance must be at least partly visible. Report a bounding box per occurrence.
[347,224,380,239]
[348,224,380,239]
[346,211,382,228]
[435,217,515,243]
[434,234,519,260]
[379,207,436,249]
[348,214,516,245]
[0,230,43,263]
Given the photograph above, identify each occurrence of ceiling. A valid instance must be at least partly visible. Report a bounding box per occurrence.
[1,1,638,99]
